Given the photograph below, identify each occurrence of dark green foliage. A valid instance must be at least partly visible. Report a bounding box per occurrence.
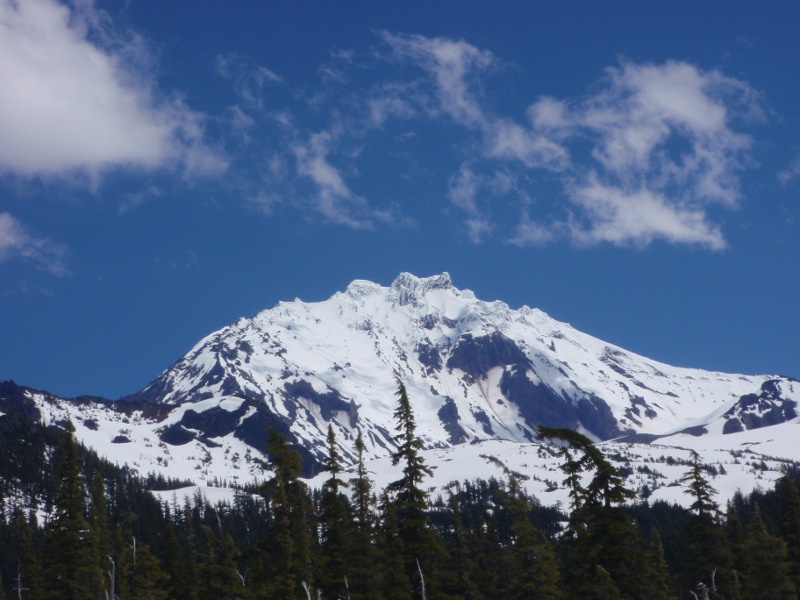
[777,475,800,591]
[742,506,797,599]
[162,517,199,600]
[377,494,414,600]
[317,425,354,599]
[641,530,675,600]
[199,526,248,600]
[41,425,104,600]
[678,453,740,600]
[387,381,453,599]
[536,425,643,597]
[681,451,720,519]
[255,428,315,598]
[346,430,383,599]
[8,396,800,599]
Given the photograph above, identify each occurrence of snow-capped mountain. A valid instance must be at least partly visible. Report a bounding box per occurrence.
[2,273,798,505]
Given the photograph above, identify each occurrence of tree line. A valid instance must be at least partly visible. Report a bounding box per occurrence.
[1,381,800,598]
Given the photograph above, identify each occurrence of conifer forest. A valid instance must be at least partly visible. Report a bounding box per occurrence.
[1,382,800,599]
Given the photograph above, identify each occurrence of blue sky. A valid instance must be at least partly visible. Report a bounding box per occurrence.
[1,0,799,399]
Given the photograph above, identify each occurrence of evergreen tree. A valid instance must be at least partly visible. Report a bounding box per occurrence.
[256,428,315,598]
[377,493,413,600]
[350,429,374,530]
[493,470,563,600]
[680,451,719,519]
[11,510,43,600]
[199,526,249,600]
[163,516,199,600]
[536,426,640,597]
[88,470,114,598]
[678,452,739,600]
[386,380,448,599]
[642,530,676,600]
[440,493,484,600]
[112,513,169,600]
[742,505,797,599]
[509,518,563,599]
[387,381,434,529]
[41,424,104,600]
[317,424,353,599]
[725,503,747,596]
[348,430,382,600]
[777,475,800,592]
[590,565,623,599]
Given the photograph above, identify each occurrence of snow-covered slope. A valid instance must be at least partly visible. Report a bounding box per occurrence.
[122,273,797,462]
[1,273,798,507]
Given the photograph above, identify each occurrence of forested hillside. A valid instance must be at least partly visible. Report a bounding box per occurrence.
[1,383,799,599]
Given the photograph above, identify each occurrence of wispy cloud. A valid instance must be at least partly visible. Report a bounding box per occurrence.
[378,34,762,249]
[0,0,225,178]
[380,32,568,171]
[778,153,800,185]
[525,60,761,249]
[447,165,493,243]
[215,53,281,110]
[0,212,69,275]
[292,130,400,229]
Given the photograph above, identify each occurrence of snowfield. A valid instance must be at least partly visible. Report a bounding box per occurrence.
[4,273,799,510]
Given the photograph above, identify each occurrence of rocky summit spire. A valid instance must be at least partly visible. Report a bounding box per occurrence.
[390,272,455,306]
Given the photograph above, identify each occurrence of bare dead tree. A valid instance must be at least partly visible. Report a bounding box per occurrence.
[301,581,322,600]
[105,556,117,600]
[417,558,427,600]
[12,560,28,600]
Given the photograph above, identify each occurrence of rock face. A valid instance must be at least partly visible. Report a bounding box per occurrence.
[722,379,799,434]
[2,273,798,481]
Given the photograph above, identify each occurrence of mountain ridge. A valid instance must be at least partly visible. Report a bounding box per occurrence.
[2,272,798,501]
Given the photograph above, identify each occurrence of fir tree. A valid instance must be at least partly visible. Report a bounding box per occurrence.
[257,428,315,599]
[386,380,447,599]
[199,526,249,600]
[387,381,434,525]
[439,493,484,600]
[163,515,199,600]
[11,510,42,600]
[742,505,797,599]
[317,424,353,599]
[678,452,739,600]
[88,470,113,598]
[347,430,382,600]
[377,493,413,600]
[350,429,374,530]
[536,426,639,597]
[590,565,623,599]
[642,530,676,600]
[42,424,104,600]
[777,475,800,592]
[680,451,719,519]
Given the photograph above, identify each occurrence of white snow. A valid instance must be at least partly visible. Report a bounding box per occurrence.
[15,273,800,510]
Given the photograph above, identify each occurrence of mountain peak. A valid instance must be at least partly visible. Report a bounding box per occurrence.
[390,272,459,306]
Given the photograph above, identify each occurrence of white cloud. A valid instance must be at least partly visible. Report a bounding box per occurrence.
[537,60,760,249]
[0,212,69,275]
[778,154,800,185]
[0,0,225,177]
[566,175,727,250]
[367,86,417,128]
[510,212,557,246]
[447,165,493,243]
[293,130,397,229]
[215,53,281,110]
[381,32,568,171]
[381,31,492,128]
[379,35,760,249]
